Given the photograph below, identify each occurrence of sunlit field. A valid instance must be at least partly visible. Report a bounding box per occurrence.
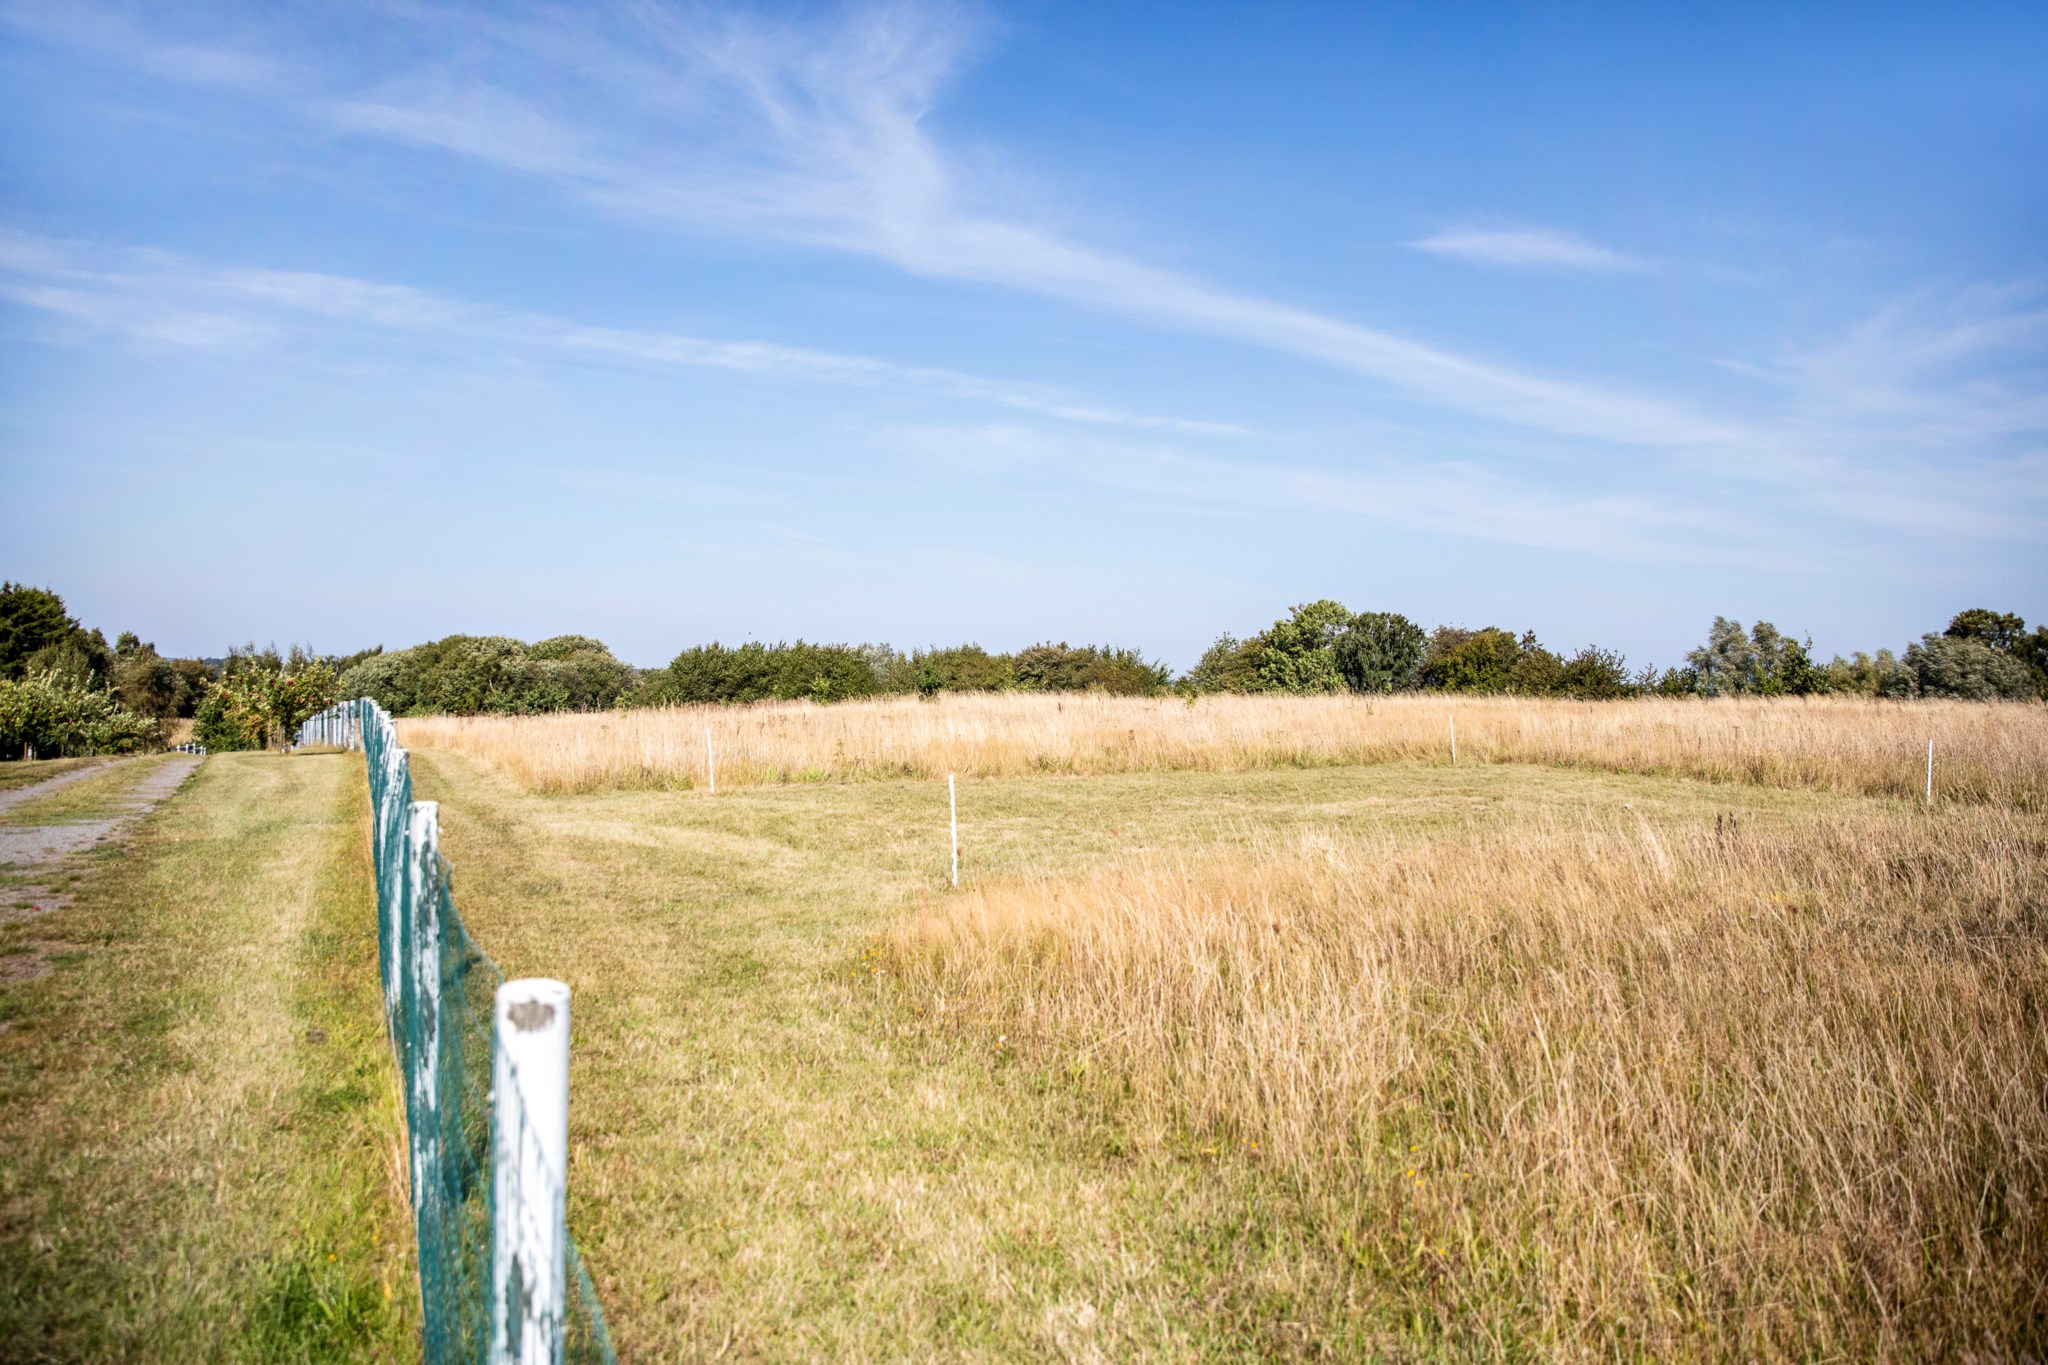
[397,693,2048,1360]
[400,692,2048,807]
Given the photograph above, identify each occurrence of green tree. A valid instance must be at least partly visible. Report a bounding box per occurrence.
[1903,634,2037,700]
[1506,631,1564,695]
[0,583,78,680]
[1255,600,1353,694]
[1421,626,1523,693]
[2016,627,2048,698]
[1556,646,1635,699]
[1945,608,2026,651]
[1013,643,1171,695]
[341,635,638,715]
[111,634,181,721]
[1684,618,1820,696]
[1332,612,1425,693]
[1181,634,1264,694]
[196,654,338,749]
[0,671,157,758]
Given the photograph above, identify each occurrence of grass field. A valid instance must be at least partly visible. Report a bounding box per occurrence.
[0,699,2039,1360]
[403,701,2048,1361]
[0,753,414,1362]
[400,692,2048,807]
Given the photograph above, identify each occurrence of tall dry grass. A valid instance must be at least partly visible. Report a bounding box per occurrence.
[883,806,2048,1356]
[399,692,2048,806]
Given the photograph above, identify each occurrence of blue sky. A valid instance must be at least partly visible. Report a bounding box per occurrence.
[2,0,2044,671]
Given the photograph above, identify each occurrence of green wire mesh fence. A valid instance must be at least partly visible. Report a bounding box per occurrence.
[301,700,614,1365]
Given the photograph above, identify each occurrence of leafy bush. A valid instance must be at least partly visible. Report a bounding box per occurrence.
[339,635,637,716]
[0,671,158,758]
[1333,612,1426,693]
[1255,601,1354,694]
[905,645,1016,695]
[1012,643,1171,696]
[1556,646,1636,699]
[1421,626,1524,693]
[634,641,878,706]
[1820,650,1917,698]
[1182,634,1264,694]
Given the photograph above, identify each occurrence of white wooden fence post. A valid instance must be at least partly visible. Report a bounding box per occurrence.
[491,977,571,1365]
[1926,738,1934,805]
[949,773,959,888]
[706,726,716,795]
[1449,714,1456,765]
[406,801,443,1231]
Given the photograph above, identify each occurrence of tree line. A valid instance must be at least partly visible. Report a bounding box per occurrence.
[1188,602,2048,702]
[4,580,2041,757]
[337,601,2046,717]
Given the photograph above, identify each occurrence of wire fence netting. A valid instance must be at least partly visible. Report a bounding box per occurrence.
[340,698,614,1364]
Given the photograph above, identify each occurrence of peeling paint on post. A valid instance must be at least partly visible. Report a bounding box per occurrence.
[406,802,444,1250]
[492,978,570,1365]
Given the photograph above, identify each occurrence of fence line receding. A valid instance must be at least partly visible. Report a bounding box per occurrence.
[301,699,614,1365]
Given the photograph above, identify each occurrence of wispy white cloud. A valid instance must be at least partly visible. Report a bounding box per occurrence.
[0,229,1242,436]
[0,0,1745,451]
[1,3,2040,559]
[1407,227,1652,274]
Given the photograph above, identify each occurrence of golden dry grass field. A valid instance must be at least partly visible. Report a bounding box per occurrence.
[399,695,2048,1361]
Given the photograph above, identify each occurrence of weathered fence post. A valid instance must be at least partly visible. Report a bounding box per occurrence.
[492,978,571,1365]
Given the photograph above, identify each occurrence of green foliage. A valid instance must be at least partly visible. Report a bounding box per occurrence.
[197,653,340,750]
[1945,608,2026,651]
[339,635,637,716]
[1902,633,2038,700]
[1556,646,1636,699]
[167,658,216,716]
[111,633,184,721]
[1683,617,1820,697]
[24,628,113,691]
[635,641,879,706]
[1333,612,1426,693]
[1819,650,1917,698]
[1942,610,2048,699]
[1012,642,1171,696]
[1182,634,1264,694]
[1507,632,1565,695]
[1421,626,1524,693]
[1255,600,1354,694]
[905,644,1016,694]
[0,671,158,757]
[0,583,79,680]
[2019,627,2048,699]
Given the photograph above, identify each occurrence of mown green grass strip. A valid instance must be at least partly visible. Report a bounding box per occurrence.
[0,759,108,797]
[0,751,416,1362]
[0,756,170,827]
